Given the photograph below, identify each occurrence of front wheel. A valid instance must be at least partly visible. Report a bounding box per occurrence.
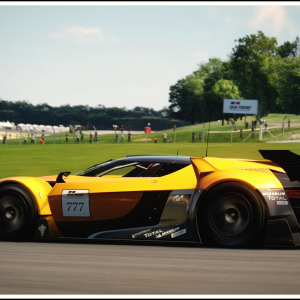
[199,182,266,248]
[0,184,38,241]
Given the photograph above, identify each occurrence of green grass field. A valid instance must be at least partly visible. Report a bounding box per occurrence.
[1,143,300,179]
[1,113,299,179]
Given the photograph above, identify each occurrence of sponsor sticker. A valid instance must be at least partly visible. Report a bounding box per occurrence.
[277,201,288,205]
[156,227,179,239]
[173,195,184,202]
[132,229,151,239]
[262,192,287,203]
[38,224,46,237]
[171,229,186,238]
[144,230,163,238]
[62,190,90,217]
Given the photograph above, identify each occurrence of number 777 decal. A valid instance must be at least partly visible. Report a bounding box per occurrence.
[62,190,90,217]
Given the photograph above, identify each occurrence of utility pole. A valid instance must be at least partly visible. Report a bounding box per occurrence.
[73,125,75,144]
[259,83,264,141]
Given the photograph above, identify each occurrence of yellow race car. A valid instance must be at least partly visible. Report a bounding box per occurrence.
[0,150,299,248]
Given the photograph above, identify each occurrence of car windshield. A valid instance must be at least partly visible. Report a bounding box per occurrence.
[76,160,189,178]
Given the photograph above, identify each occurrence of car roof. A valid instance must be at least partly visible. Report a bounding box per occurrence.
[123,155,192,164]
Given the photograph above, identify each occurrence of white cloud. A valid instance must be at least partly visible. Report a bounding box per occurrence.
[250,6,286,34]
[247,5,297,39]
[50,26,118,45]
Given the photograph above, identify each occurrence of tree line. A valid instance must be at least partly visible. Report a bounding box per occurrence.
[0,101,188,131]
[168,31,300,124]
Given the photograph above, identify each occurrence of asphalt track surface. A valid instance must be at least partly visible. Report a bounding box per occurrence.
[0,240,300,295]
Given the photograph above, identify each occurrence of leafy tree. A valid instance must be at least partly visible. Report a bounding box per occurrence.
[276,57,300,114]
[277,37,300,58]
[211,79,243,124]
[230,31,279,119]
[196,58,236,123]
[168,74,205,125]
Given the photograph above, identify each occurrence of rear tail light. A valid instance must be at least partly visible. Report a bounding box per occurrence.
[285,189,300,198]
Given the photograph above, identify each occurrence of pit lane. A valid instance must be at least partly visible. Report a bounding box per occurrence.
[0,240,299,295]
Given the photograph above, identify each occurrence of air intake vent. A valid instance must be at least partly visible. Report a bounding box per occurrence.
[240,168,273,175]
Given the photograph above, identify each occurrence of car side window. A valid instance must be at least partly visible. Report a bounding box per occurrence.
[77,160,189,178]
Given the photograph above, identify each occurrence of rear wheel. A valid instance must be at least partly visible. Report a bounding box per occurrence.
[199,182,266,248]
[0,184,37,241]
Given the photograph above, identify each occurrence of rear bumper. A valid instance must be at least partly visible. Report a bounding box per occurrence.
[258,188,300,247]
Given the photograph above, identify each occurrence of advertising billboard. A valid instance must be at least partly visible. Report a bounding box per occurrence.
[223,99,258,115]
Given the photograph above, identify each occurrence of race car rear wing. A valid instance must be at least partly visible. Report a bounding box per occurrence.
[259,150,300,183]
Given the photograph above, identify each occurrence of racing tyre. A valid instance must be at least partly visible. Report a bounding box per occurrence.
[0,184,38,241]
[199,182,266,248]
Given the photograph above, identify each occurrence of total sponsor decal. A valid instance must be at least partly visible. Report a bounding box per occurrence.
[132,229,151,239]
[144,230,163,238]
[262,192,288,205]
[132,227,185,239]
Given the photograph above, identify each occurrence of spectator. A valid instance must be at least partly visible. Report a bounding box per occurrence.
[65,133,69,143]
[24,136,27,144]
[128,132,131,142]
[31,134,35,144]
[199,133,202,141]
[192,131,195,142]
[264,122,268,130]
[90,132,92,143]
[163,132,167,143]
[94,131,98,143]
[76,133,80,143]
[168,137,172,143]
[240,129,243,139]
[81,132,84,142]
[288,119,291,129]
[234,125,237,131]
[251,126,255,138]
[121,132,124,142]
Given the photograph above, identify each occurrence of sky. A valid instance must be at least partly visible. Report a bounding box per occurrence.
[0,2,300,111]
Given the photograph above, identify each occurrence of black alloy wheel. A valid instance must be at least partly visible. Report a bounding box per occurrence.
[0,184,37,240]
[199,182,266,248]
